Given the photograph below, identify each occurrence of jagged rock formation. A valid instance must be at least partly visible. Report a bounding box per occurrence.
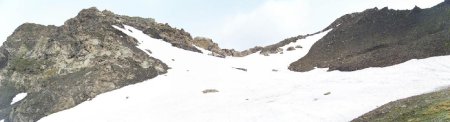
[191,36,261,57]
[0,7,170,122]
[289,2,450,72]
[352,88,450,122]
[142,23,202,53]
[191,37,244,57]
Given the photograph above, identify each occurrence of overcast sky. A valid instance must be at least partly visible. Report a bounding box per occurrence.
[0,0,444,50]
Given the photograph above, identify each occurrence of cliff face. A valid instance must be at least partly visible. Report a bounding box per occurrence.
[289,2,450,72]
[0,7,169,122]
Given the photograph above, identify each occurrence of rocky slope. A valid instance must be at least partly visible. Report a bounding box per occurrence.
[289,1,450,72]
[0,7,170,122]
[352,87,450,122]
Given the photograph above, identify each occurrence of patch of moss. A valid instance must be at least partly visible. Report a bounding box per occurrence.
[446,40,450,49]
[9,57,43,74]
[22,38,39,50]
[354,88,450,122]
[44,68,58,78]
[421,100,450,120]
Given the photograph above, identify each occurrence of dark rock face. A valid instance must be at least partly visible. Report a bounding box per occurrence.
[286,47,296,51]
[289,2,450,72]
[0,7,169,122]
[352,88,450,122]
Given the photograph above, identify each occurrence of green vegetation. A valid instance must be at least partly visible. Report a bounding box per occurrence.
[403,100,450,122]
[9,57,42,74]
[354,89,450,122]
[446,40,450,49]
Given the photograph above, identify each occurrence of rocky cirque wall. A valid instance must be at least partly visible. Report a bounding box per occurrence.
[0,7,170,122]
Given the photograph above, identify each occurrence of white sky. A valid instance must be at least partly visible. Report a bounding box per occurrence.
[0,0,444,50]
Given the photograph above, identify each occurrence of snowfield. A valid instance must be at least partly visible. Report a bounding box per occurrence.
[39,25,450,122]
[10,93,27,105]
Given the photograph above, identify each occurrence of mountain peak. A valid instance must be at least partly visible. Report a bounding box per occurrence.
[75,7,103,19]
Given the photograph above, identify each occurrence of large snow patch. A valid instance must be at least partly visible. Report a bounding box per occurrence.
[10,93,27,105]
[39,25,450,122]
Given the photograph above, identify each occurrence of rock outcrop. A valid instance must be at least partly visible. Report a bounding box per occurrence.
[142,23,202,53]
[0,7,170,122]
[289,2,450,72]
[192,36,263,57]
[352,88,450,122]
[259,32,321,56]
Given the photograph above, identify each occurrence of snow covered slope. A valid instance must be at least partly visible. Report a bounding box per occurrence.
[39,25,450,122]
[10,93,27,105]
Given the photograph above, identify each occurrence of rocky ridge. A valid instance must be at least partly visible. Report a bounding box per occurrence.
[191,32,322,57]
[289,1,450,72]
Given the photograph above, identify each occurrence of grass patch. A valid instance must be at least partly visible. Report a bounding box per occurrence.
[421,100,450,120]
[402,100,450,122]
